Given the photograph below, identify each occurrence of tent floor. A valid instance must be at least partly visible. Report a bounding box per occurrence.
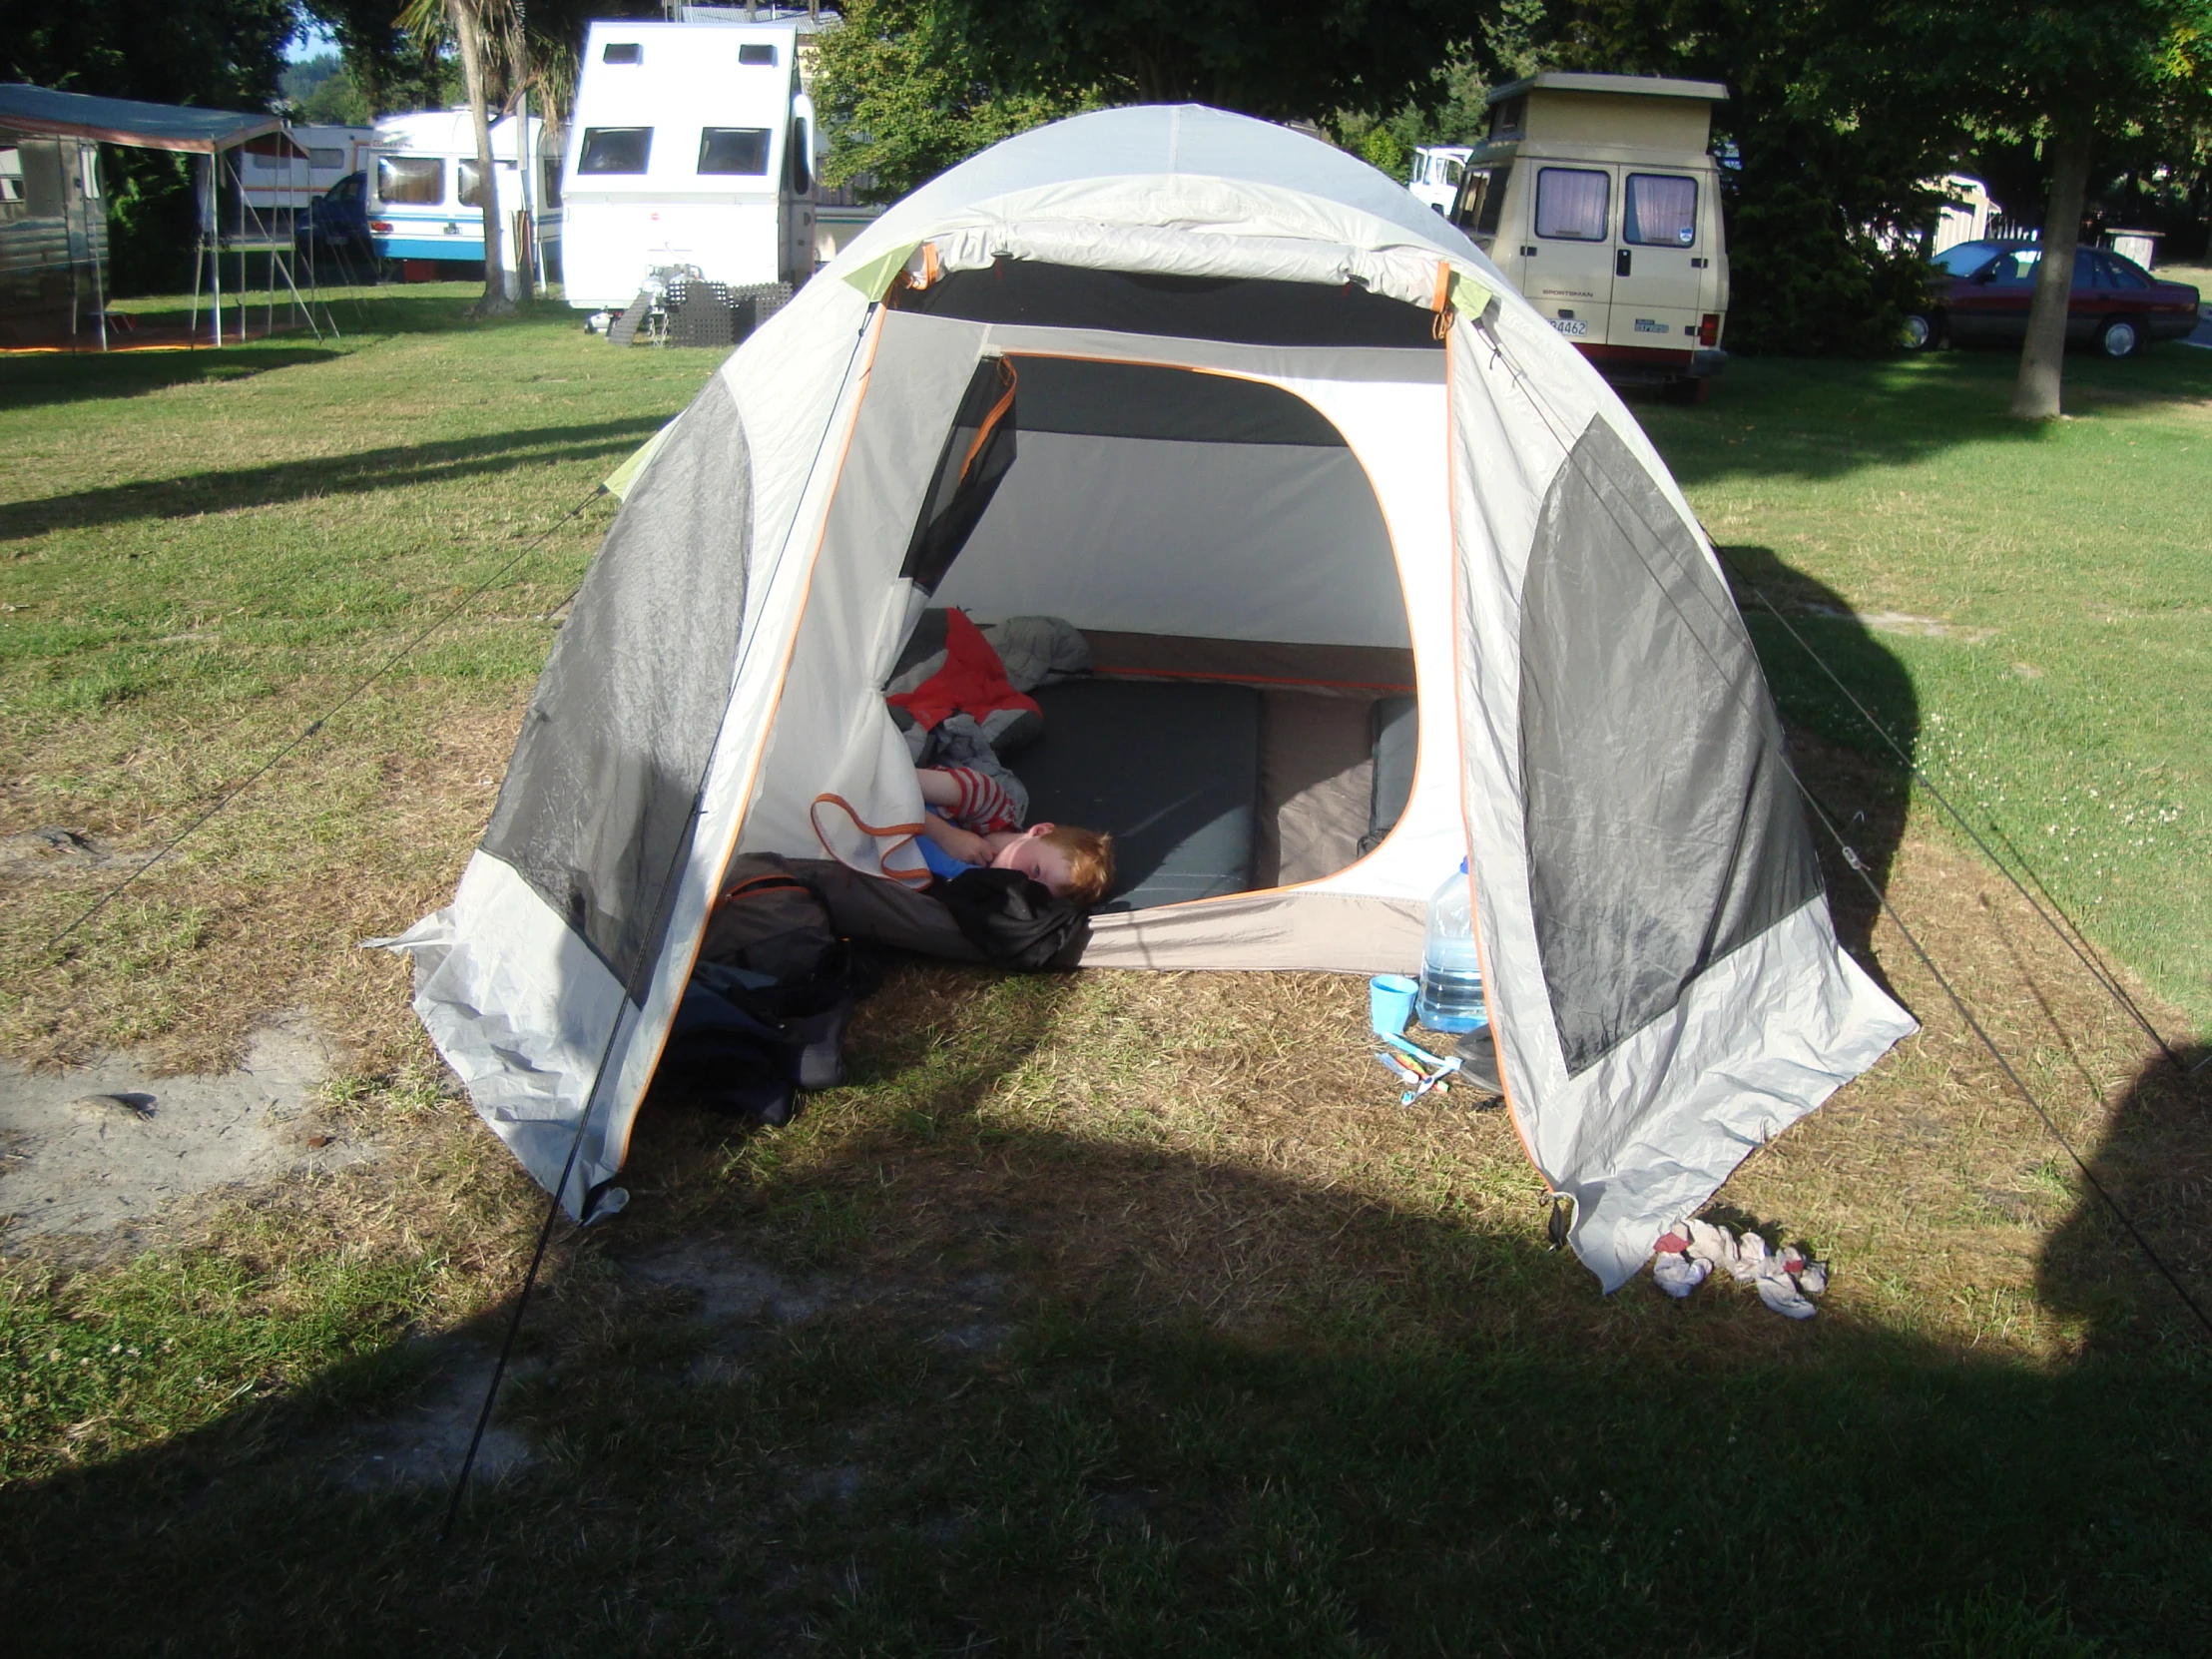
[1040,632,1416,903]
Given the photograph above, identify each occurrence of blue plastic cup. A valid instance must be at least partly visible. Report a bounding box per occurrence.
[1369,974,1418,1037]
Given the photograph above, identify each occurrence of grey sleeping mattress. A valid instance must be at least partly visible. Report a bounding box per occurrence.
[1017,679,1264,910]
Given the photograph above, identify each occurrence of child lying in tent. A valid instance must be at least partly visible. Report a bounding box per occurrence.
[914,765,1115,903]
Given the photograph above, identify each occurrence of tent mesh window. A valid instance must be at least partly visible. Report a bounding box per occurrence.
[1517,416,1822,1075]
[481,375,754,984]
[900,356,1018,592]
[889,261,1445,349]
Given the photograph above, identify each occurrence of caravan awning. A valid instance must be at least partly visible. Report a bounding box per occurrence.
[0,83,289,155]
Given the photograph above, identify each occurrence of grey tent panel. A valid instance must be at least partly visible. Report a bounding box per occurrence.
[889,260,1446,349]
[1009,356,1347,447]
[1365,695,1417,850]
[482,375,754,986]
[1518,416,1821,1075]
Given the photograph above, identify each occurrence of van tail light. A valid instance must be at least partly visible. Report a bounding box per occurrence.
[1698,313,1721,347]
[369,220,393,234]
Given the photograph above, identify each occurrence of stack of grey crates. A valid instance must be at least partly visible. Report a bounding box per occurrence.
[664,279,798,349]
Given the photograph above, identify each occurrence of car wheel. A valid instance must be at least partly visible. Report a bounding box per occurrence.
[1901,311,1936,351]
[2097,317,2142,358]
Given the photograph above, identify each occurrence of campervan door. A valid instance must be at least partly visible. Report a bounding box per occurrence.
[367,110,548,276]
[562,18,816,311]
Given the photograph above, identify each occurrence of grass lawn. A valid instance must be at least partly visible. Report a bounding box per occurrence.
[0,291,2208,1654]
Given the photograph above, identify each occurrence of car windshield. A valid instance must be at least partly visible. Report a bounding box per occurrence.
[1929,241,2007,276]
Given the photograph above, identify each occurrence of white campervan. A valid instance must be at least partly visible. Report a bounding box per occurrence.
[237,124,377,221]
[1405,146,1471,216]
[365,109,559,286]
[1449,73,1730,395]
[562,16,819,314]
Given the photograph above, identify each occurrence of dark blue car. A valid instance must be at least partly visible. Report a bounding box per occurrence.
[301,171,371,256]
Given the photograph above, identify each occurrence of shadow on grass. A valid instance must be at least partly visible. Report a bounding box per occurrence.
[1,962,2206,1654]
[1719,544,1920,991]
[0,416,666,542]
[0,347,346,412]
[1637,345,2212,489]
[2041,1041,2212,1357]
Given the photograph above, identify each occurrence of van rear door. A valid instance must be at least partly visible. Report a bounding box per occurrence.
[1523,164,1615,346]
[1607,170,1704,353]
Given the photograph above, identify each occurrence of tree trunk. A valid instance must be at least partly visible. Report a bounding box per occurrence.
[449,0,512,317]
[2009,113,2094,420]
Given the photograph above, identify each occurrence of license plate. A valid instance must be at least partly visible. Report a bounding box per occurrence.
[1551,317,1588,337]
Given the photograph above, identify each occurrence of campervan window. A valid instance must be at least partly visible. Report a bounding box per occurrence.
[0,147,22,213]
[248,151,291,172]
[1491,96,1526,139]
[788,118,811,194]
[309,148,345,170]
[1453,163,1511,236]
[378,156,445,205]
[1535,168,1609,241]
[457,159,490,208]
[1623,174,1697,247]
[580,128,653,175]
[541,159,563,206]
[697,128,771,176]
[602,42,642,64]
[739,43,777,65]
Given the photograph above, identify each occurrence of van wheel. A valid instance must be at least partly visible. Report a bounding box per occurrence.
[1901,311,1937,351]
[2097,317,2142,358]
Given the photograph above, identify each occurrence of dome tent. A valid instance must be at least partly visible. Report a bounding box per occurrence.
[381,106,1914,1291]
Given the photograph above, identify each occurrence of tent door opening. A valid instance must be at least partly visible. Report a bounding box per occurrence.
[896,350,1417,910]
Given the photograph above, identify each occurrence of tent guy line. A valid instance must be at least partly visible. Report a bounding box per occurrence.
[1710,545,2189,1075]
[43,487,609,954]
[1475,314,2208,1337]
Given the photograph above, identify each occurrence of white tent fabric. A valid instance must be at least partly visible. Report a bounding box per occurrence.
[383,106,1915,1290]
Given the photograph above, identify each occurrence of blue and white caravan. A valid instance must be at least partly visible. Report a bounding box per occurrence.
[366,109,556,280]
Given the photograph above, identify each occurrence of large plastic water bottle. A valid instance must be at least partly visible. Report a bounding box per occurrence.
[1416,857,1488,1033]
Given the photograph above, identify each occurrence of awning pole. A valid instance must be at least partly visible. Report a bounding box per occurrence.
[210,157,223,345]
[89,147,108,352]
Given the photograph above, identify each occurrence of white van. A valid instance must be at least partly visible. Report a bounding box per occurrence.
[561,16,819,314]
[237,124,377,222]
[366,109,558,287]
[1406,146,1471,216]
[1449,73,1730,394]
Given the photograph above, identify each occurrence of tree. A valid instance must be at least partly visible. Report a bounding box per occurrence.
[398,0,523,314]
[7,0,294,293]
[1529,0,1963,356]
[1946,0,2212,419]
[814,0,1103,204]
[954,0,1474,121]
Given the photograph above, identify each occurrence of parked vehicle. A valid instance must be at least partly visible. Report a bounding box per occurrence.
[365,109,559,284]
[1905,240,2201,357]
[1448,72,1729,397]
[238,124,377,224]
[561,15,821,319]
[302,170,369,254]
[1406,146,1471,215]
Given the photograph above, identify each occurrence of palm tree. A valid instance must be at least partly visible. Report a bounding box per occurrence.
[399,0,519,315]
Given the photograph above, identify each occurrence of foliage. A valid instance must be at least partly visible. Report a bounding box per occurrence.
[954,0,1471,120]
[4,0,295,296]
[280,54,375,126]
[814,0,1105,204]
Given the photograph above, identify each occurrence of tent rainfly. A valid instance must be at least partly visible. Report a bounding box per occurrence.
[381,105,1915,1290]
